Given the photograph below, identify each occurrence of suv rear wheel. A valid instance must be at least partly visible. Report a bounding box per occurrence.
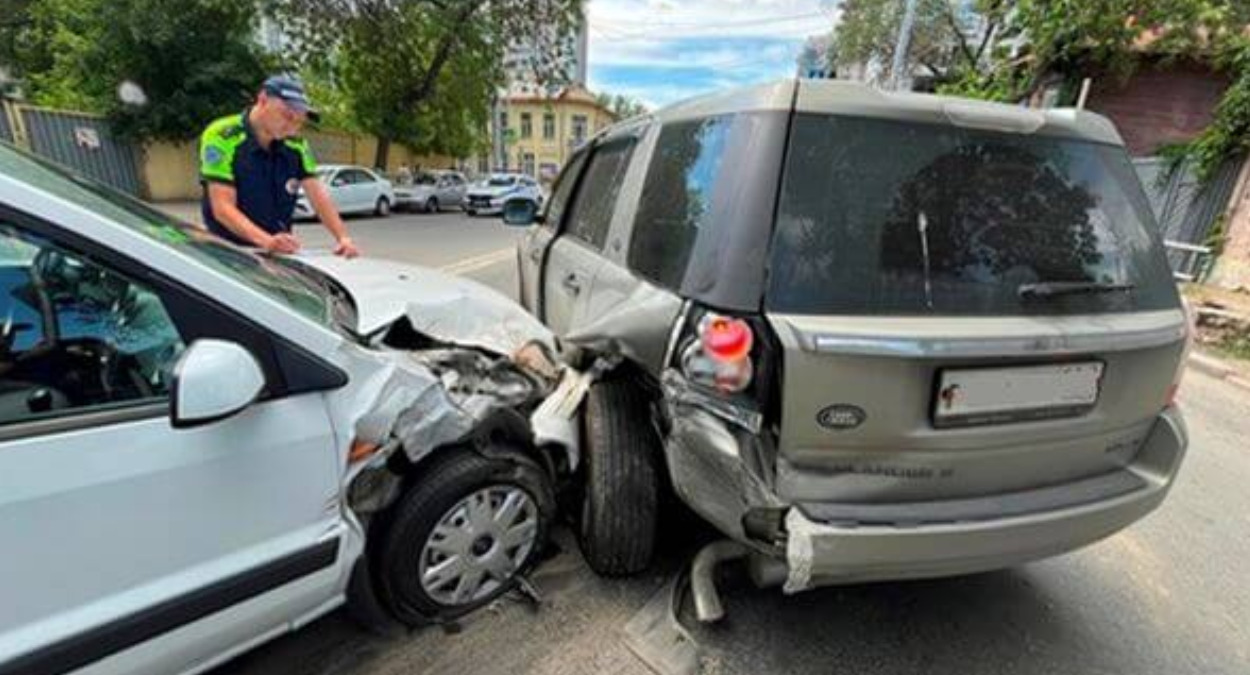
[375,448,554,625]
[577,379,660,576]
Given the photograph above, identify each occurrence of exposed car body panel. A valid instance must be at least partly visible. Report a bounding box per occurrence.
[294,253,554,354]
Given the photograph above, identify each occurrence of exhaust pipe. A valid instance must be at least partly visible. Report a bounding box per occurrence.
[689,540,749,623]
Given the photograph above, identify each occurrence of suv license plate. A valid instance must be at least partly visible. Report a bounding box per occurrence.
[934,362,1104,428]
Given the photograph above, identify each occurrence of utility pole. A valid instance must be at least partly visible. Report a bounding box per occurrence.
[890,0,919,91]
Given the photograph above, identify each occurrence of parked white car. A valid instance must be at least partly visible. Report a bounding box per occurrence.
[295,164,395,219]
[464,173,543,216]
[0,145,580,675]
[393,170,468,213]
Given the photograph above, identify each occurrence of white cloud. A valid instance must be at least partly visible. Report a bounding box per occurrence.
[586,0,840,106]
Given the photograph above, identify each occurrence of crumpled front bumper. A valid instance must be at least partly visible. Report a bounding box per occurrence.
[661,374,1189,593]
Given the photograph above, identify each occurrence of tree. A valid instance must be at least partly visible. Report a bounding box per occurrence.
[936,0,1250,176]
[832,0,1004,86]
[268,0,584,167]
[595,92,648,120]
[2,0,270,141]
[942,0,1250,103]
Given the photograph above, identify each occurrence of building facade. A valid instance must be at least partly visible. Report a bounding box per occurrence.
[486,85,615,181]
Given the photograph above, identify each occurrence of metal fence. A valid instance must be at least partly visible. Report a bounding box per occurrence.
[1133,155,1243,279]
[18,107,143,195]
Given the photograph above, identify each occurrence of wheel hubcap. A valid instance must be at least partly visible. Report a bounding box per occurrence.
[418,485,539,606]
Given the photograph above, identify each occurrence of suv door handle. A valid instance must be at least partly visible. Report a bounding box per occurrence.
[561,273,582,295]
[529,247,543,262]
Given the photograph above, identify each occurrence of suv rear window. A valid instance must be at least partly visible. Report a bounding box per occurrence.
[767,115,1178,316]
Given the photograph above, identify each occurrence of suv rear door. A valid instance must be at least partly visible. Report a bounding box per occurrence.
[518,150,588,314]
[764,112,1186,505]
[539,139,639,335]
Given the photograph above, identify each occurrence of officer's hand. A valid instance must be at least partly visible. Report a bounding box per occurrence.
[262,233,301,254]
[333,237,360,259]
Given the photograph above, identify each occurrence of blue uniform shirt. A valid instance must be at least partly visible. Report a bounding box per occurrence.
[198,109,318,246]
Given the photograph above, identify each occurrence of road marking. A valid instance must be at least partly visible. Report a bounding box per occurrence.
[439,248,514,275]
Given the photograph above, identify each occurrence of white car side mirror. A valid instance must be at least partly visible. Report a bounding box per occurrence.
[171,340,265,428]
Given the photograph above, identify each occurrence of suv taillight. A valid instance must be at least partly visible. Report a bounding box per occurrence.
[681,313,755,393]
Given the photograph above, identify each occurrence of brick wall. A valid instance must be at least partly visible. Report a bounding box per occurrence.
[1087,62,1230,157]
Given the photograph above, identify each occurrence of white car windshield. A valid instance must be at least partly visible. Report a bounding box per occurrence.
[415,173,438,185]
[488,177,516,187]
[0,144,354,334]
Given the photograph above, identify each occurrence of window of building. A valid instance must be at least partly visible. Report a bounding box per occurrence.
[520,112,533,139]
[523,153,536,177]
[499,111,509,132]
[571,115,588,143]
[543,113,555,140]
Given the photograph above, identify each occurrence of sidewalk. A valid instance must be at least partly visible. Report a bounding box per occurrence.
[1189,349,1250,393]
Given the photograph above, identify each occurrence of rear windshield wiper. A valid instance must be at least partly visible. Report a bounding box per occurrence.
[1018,281,1136,298]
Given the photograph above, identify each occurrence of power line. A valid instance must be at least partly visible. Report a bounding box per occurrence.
[588,10,835,40]
[593,10,832,31]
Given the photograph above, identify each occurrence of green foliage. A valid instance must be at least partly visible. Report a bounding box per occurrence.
[268,0,583,165]
[1182,39,1250,180]
[3,0,270,141]
[941,0,1250,103]
[933,0,1250,181]
[834,0,1006,85]
[594,92,648,120]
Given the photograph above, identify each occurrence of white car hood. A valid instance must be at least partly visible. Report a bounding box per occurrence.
[295,252,553,355]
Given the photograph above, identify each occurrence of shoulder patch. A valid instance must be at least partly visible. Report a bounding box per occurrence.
[204,145,226,167]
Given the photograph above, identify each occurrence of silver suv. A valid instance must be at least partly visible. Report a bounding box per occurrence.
[508,80,1190,604]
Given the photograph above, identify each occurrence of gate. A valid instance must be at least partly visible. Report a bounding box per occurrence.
[18,107,143,195]
[1133,155,1243,278]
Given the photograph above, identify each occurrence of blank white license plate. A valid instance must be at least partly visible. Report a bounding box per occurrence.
[934,362,1104,427]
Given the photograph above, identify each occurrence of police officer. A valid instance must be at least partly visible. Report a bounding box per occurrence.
[199,75,359,257]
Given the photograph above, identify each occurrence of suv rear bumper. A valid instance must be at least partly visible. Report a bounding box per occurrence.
[664,402,1187,592]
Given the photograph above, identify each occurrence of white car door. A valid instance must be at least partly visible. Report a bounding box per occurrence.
[355,170,382,213]
[326,169,352,213]
[0,215,345,675]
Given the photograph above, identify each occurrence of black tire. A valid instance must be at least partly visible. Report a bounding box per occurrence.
[375,449,554,626]
[578,378,660,577]
[375,197,391,217]
[426,197,439,213]
[465,208,477,217]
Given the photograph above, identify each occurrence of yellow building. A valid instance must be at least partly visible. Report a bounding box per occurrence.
[494,86,617,183]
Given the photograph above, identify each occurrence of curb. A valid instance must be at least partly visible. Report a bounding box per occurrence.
[1188,352,1250,393]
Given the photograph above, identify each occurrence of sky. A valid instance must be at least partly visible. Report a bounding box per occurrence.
[585,0,841,109]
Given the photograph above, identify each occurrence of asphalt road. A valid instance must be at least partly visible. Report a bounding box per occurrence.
[203,210,1250,675]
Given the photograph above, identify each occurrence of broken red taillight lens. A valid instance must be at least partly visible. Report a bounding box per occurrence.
[681,313,755,393]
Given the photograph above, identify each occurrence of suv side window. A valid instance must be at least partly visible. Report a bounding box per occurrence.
[563,138,637,250]
[0,223,185,425]
[543,152,589,231]
[628,115,732,289]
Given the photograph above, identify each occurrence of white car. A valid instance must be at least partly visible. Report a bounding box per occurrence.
[0,145,580,675]
[393,170,468,213]
[295,164,395,219]
[464,173,543,216]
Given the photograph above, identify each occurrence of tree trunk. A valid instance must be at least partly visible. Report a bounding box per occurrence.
[373,137,391,172]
